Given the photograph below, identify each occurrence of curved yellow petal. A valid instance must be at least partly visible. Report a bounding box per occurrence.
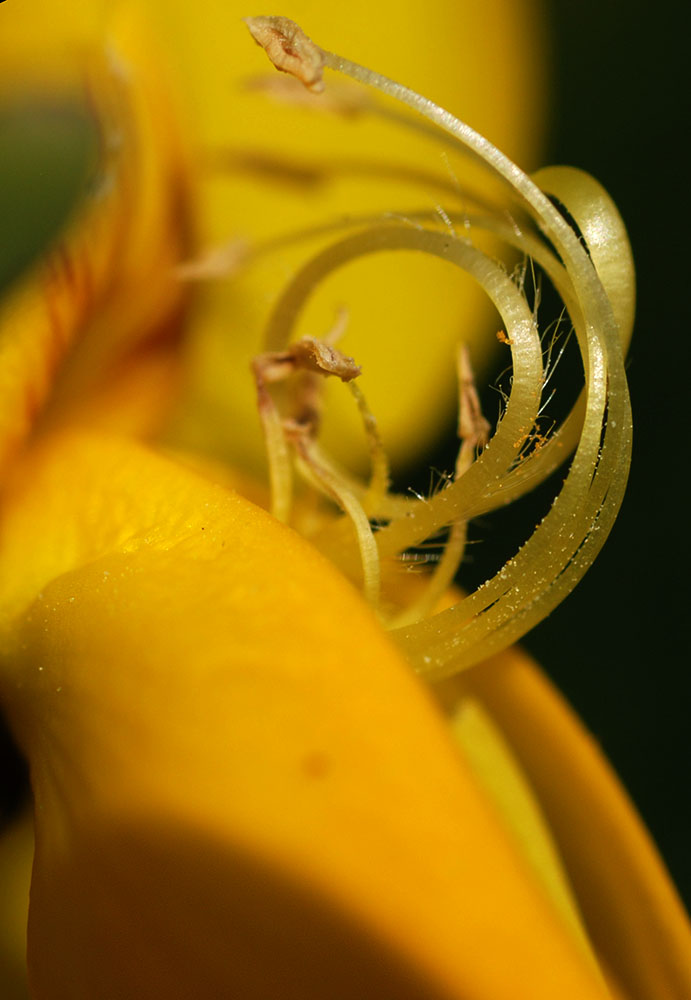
[449,697,601,973]
[462,646,691,1000]
[0,0,109,91]
[0,7,192,474]
[0,431,610,1000]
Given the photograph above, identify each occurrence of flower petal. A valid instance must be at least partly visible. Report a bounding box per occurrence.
[449,697,600,972]
[462,647,691,1000]
[0,6,192,473]
[1,431,611,999]
[0,101,97,294]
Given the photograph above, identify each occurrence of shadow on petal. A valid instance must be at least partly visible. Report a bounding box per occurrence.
[29,811,463,1000]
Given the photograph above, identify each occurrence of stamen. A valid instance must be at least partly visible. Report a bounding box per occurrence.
[348,381,390,518]
[246,17,633,675]
[244,17,325,94]
[252,335,359,521]
[289,430,381,607]
[251,356,294,522]
[392,347,489,627]
[252,334,381,603]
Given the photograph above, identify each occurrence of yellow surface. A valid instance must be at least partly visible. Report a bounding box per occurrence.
[464,647,691,1000]
[140,0,548,470]
[1,431,608,1000]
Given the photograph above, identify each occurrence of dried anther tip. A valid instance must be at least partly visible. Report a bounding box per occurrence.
[253,337,360,440]
[244,16,325,93]
[290,337,361,381]
[254,337,361,385]
[457,345,491,451]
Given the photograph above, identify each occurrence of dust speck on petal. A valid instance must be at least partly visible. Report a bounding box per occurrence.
[301,751,331,779]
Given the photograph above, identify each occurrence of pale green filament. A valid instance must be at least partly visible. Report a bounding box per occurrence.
[249,18,634,677]
[253,367,294,523]
[392,347,485,628]
[292,436,381,607]
[348,381,390,518]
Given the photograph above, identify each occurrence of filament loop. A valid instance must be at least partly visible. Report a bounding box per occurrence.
[247,17,634,676]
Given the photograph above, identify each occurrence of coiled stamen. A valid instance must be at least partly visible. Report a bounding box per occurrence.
[246,16,634,676]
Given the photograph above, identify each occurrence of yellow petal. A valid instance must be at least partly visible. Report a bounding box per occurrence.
[0,0,109,91]
[463,646,691,1000]
[449,697,601,973]
[1,431,610,999]
[0,7,191,473]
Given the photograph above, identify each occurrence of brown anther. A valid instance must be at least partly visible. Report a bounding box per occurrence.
[244,16,325,94]
[290,337,361,381]
[253,337,360,385]
[253,337,362,439]
[457,345,491,450]
[496,329,513,346]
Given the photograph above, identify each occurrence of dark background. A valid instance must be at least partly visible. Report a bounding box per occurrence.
[1,0,688,916]
[525,0,690,907]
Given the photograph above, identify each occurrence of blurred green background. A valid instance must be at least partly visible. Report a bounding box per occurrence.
[0,100,96,293]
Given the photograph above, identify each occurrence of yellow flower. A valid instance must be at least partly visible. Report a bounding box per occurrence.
[0,3,690,1000]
